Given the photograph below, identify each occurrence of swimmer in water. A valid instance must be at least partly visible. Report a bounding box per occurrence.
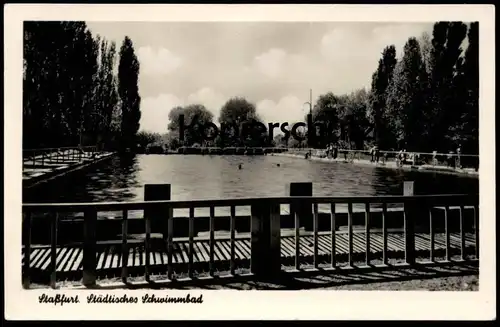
[276,163,280,167]
[238,164,242,170]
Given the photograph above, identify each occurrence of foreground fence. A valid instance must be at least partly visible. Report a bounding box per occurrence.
[23,146,99,170]
[22,183,479,289]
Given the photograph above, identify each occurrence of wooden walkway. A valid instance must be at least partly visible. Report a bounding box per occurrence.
[23,231,476,278]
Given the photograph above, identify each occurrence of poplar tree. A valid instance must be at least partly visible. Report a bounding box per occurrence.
[368,45,397,149]
[118,36,142,150]
[427,22,468,150]
[23,21,121,150]
[451,22,479,154]
[385,37,427,150]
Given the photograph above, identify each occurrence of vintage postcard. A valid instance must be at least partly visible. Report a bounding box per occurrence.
[4,3,496,321]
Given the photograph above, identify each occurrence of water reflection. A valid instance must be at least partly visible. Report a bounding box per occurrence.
[25,154,479,205]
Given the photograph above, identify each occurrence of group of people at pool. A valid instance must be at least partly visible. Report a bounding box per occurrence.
[236,144,465,170]
[300,143,466,169]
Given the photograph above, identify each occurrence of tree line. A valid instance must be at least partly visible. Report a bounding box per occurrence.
[23,21,141,151]
[371,22,478,154]
[160,21,478,154]
[164,97,269,149]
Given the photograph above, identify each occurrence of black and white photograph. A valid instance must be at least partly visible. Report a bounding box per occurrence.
[4,3,495,321]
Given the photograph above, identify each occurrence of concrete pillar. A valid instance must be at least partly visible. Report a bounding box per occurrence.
[404,181,414,196]
[289,182,313,231]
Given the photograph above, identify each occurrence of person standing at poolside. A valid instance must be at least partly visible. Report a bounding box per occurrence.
[397,149,403,167]
[382,151,388,164]
[374,145,380,163]
[456,145,462,169]
[326,144,331,158]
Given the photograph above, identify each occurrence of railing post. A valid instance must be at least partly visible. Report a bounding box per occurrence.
[347,202,354,267]
[208,206,215,277]
[250,200,281,279]
[250,202,262,275]
[230,206,236,275]
[429,208,435,262]
[50,212,59,288]
[188,207,195,278]
[289,182,313,231]
[459,205,466,261]
[330,203,336,268]
[444,206,451,261]
[269,201,281,274]
[365,202,371,266]
[403,181,416,265]
[382,203,388,265]
[121,210,129,284]
[22,212,32,289]
[83,208,97,287]
[144,184,171,245]
[474,206,479,259]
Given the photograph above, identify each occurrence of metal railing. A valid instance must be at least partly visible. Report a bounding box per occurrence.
[22,146,99,170]
[22,191,479,289]
[285,148,479,171]
[176,146,288,155]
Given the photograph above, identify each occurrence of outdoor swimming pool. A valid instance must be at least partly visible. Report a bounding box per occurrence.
[26,154,479,203]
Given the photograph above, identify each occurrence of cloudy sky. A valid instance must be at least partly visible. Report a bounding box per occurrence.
[86,22,433,133]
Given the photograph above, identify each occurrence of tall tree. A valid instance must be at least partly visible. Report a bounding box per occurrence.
[23,21,101,148]
[136,131,163,148]
[451,22,479,154]
[342,88,371,150]
[218,97,265,147]
[368,45,398,149]
[218,97,260,124]
[427,22,468,151]
[310,90,372,149]
[311,92,344,148]
[168,104,214,146]
[386,37,428,150]
[419,32,433,74]
[95,38,119,149]
[118,36,142,150]
[23,21,46,148]
[23,21,120,150]
[416,31,434,145]
[76,27,100,146]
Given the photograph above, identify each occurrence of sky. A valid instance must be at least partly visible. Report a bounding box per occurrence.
[86,22,434,134]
